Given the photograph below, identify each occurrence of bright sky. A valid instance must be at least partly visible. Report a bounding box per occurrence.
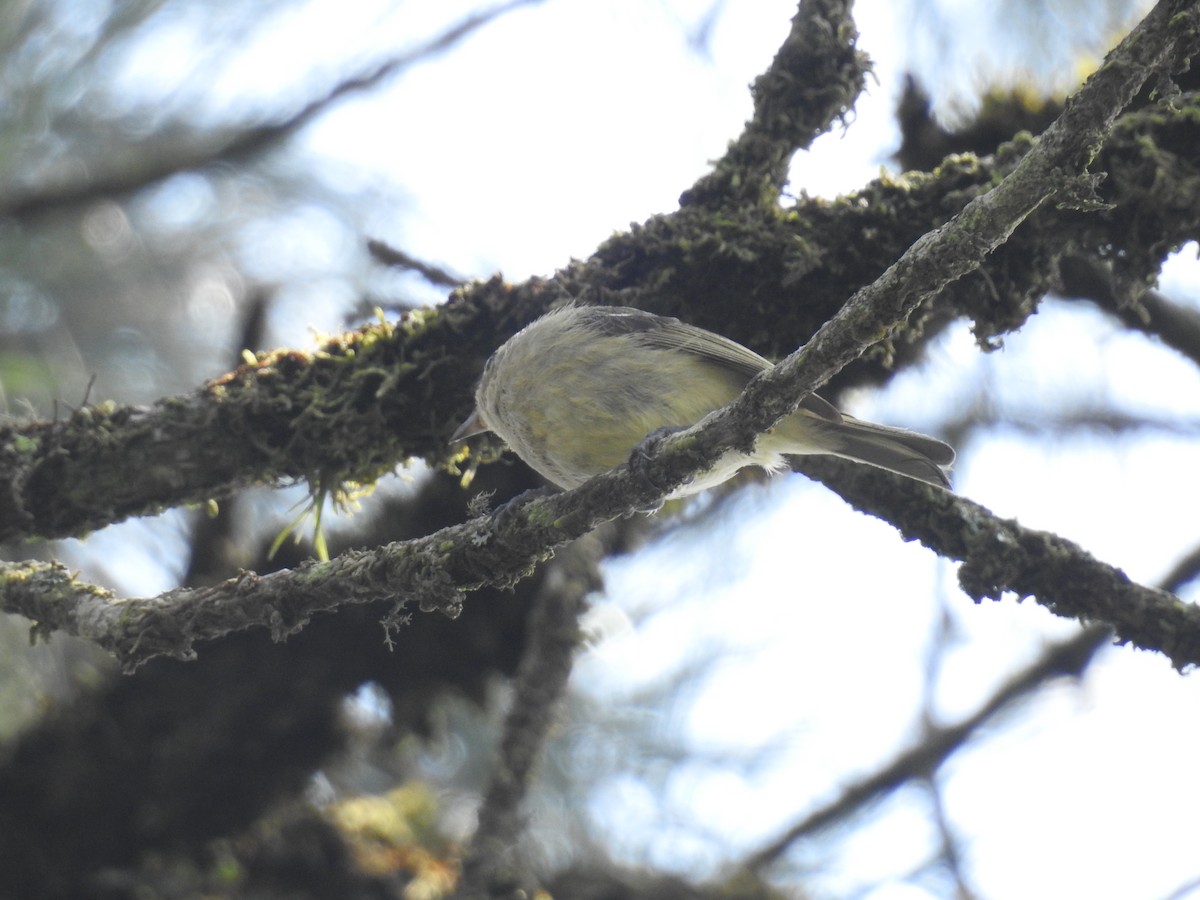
[57,0,1200,897]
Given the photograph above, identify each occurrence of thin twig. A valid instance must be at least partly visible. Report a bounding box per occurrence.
[366,239,466,288]
[1159,544,1200,596]
[454,533,605,899]
[741,626,1110,874]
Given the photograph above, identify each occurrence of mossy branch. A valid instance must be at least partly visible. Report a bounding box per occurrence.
[680,0,869,208]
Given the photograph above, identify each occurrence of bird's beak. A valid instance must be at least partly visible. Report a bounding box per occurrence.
[450,409,489,443]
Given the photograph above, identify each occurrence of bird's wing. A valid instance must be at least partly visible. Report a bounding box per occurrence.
[579,306,843,423]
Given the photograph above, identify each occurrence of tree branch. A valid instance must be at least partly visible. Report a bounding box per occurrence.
[1159,543,1200,596]
[366,239,467,288]
[680,0,869,207]
[454,532,604,899]
[1059,254,1200,372]
[0,299,504,544]
[801,457,1200,672]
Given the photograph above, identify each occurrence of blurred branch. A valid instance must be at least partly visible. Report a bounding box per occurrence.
[741,625,1110,874]
[895,75,1063,173]
[0,467,542,895]
[923,774,980,900]
[454,532,605,899]
[0,0,542,220]
[367,239,467,288]
[937,396,1200,449]
[1163,875,1200,900]
[1059,254,1200,371]
[1159,544,1200,596]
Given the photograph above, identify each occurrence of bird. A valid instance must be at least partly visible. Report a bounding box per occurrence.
[452,304,954,496]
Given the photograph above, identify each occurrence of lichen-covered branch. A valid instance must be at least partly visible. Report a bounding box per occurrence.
[0,291,535,544]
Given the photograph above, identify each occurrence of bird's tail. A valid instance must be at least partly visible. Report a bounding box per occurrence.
[802,416,955,487]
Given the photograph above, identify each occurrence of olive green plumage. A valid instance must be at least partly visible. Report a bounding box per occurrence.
[454,305,954,494]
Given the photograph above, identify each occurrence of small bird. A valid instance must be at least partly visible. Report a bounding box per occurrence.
[452,305,954,496]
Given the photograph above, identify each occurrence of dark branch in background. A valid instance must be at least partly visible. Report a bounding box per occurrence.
[914,601,979,899]
[1164,875,1200,900]
[946,405,1200,439]
[923,774,980,900]
[0,463,541,897]
[3,0,1199,673]
[0,0,543,221]
[454,532,605,900]
[680,0,869,207]
[895,75,1063,174]
[1159,543,1200,596]
[366,238,467,288]
[1058,253,1200,371]
[740,625,1111,875]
